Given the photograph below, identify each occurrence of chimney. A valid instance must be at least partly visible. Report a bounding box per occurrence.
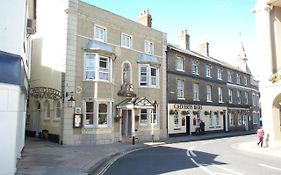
[199,42,209,57]
[137,9,152,27]
[178,29,190,50]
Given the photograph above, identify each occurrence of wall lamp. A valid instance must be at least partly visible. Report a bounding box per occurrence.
[66,91,76,108]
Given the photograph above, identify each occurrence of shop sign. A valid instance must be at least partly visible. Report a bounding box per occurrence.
[173,104,202,110]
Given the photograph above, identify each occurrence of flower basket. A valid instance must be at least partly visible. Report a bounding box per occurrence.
[214,111,218,115]
[181,110,188,115]
[193,111,199,115]
[169,109,175,115]
[204,111,210,115]
[220,111,224,115]
[114,116,121,122]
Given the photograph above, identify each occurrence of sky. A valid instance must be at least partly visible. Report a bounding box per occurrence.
[82,0,259,77]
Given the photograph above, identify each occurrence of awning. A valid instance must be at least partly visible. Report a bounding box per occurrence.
[84,40,116,59]
[116,97,155,109]
[137,53,161,65]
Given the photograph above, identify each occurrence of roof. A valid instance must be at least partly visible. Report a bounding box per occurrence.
[116,97,155,109]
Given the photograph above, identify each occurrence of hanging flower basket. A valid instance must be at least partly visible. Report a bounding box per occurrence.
[220,111,224,115]
[193,111,199,115]
[214,111,218,115]
[204,111,210,115]
[169,109,175,115]
[181,110,188,115]
[135,115,140,120]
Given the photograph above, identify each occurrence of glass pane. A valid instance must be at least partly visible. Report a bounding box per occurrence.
[86,114,94,124]
[86,102,94,112]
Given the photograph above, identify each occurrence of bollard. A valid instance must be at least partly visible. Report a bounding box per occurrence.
[132,136,135,145]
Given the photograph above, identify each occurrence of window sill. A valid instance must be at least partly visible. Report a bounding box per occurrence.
[53,118,61,121]
[174,128,181,130]
[177,98,185,100]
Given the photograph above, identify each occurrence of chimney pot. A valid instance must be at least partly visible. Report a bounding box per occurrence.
[137,9,152,27]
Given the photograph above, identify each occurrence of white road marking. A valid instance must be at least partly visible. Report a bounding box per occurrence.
[212,163,243,175]
[190,158,216,175]
[259,163,281,171]
[189,147,197,157]
[186,150,191,157]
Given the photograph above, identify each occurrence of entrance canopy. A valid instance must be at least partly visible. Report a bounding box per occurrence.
[116,97,155,110]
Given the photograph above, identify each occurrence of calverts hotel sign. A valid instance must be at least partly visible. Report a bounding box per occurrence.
[173,104,202,110]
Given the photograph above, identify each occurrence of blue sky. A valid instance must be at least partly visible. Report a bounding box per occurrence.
[82,0,258,76]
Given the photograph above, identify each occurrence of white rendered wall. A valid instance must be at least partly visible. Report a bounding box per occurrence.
[0,84,21,175]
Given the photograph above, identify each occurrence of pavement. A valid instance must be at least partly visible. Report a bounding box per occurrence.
[16,130,281,175]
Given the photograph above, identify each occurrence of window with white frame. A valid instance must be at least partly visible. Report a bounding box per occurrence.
[98,103,108,126]
[121,33,132,48]
[94,25,106,42]
[54,101,61,119]
[205,65,211,77]
[244,76,248,85]
[176,56,184,71]
[237,74,241,84]
[192,60,199,75]
[193,83,200,101]
[206,85,212,102]
[227,71,232,82]
[151,67,158,87]
[44,100,50,119]
[174,110,179,128]
[84,100,112,128]
[217,68,222,80]
[139,65,159,87]
[99,56,110,81]
[177,79,184,99]
[144,40,153,54]
[215,113,220,126]
[245,92,249,104]
[140,109,148,125]
[85,101,94,125]
[237,90,241,104]
[228,89,233,103]
[218,87,223,103]
[84,53,112,81]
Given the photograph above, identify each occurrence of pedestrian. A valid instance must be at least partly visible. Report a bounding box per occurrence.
[256,126,264,147]
[199,120,205,134]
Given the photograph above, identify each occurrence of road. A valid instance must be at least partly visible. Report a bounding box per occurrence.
[102,135,281,175]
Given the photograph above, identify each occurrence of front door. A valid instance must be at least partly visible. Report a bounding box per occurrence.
[186,115,190,135]
[121,110,132,137]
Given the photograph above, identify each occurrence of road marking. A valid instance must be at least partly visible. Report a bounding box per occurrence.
[212,163,243,175]
[259,164,281,171]
[186,147,197,157]
[190,158,216,175]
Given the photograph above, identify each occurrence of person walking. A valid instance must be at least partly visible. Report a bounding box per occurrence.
[256,126,265,147]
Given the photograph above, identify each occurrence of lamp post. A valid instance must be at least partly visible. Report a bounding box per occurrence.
[66,92,76,108]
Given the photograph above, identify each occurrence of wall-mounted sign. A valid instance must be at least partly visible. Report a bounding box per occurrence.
[73,114,82,128]
[75,107,81,114]
[173,104,202,110]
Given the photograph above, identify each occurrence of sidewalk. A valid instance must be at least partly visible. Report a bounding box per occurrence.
[16,131,280,175]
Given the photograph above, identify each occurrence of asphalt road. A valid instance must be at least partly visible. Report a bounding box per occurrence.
[103,135,281,175]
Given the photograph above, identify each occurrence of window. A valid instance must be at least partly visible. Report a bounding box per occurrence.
[139,65,159,87]
[215,113,220,126]
[237,74,241,84]
[237,90,241,104]
[85,53,112,81]
[218,87,223,103]
[227,71,232,82]
[84,100,112,127]
[176,57,184,71]
[177,79,184,99]
[140,109,148,125]
[192,61,199,75]
[245,92,249,104]
[205,65,211,77]
[193,83,199,101]
[140,65,148,86]
[54,101,61,119]
[98,103,108,126]
[228,89,233,103]
[151,67,158,87]
[174,110,179,128]
[99,56,109,80]
[94,25,106,42]
[144,40,153,54]
[229,113,234,126]
[85,102,94,125]
[121,33,132,48]
[217,68,222,80]
[43,100,50,119]
[206,85,212,102]
[244,76,248,85]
